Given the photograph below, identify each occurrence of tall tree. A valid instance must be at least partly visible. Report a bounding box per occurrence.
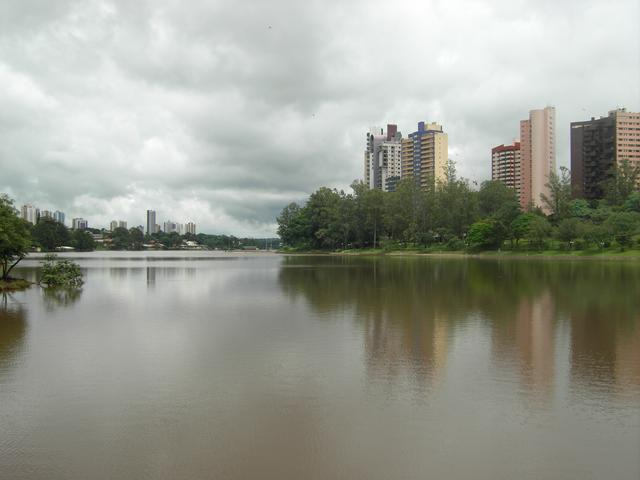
[32,217,70,251]
[0,194,31,280]
[129,228,144,250]
[111,227,131,250]
[540,166,572,222]
[71,230,96,251]
[602,160,640,206]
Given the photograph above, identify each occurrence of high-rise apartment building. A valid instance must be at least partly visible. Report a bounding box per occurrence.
[571,108,640,199]
[72,218,88,230]
[110,220,118,231]
[20,204,37,225]
[146,210,156,236]
[519,107,556,210]
[53,211,65,225]
[185,222,196,235]
[163,221,183,235]
[401,121,448,190]
[364,124,403,192]
[41,210,52,219]
[491,142,522,196]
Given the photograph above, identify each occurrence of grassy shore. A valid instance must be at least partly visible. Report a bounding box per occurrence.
[0,278,32,292]
[279,246,640,260]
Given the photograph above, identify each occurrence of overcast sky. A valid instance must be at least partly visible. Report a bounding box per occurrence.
[1,0,638,236]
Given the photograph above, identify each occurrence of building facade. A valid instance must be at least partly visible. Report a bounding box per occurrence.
[53,211,65,225]
[401,121,448,190]
[519,106,555,211]
[20,204,38,225]
[146,210,156,236]
[364,124,403,192]
[491,142,522,196]
[72,218,88,230]
[163,221,183,235]
[185,222,196,235]
[571,108,640,199]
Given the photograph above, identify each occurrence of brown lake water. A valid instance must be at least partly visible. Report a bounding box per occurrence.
[1,252,639,479]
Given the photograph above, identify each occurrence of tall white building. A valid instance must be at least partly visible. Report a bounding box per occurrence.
[53,211,65,225]
[520,106,556,211]
[146,210,156,236]
[185,222,196,235]
[364,124,403,192]
[163,221,183,235]
[72,218,88,230]
[111,220,128,231]
[20,204,37,225]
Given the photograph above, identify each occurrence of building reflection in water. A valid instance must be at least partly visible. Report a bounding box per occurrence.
[278,256,640,398]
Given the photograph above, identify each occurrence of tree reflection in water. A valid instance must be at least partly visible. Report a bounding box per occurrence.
[42,287,83,311]
[278,256,640,395]
[0,293,27,376]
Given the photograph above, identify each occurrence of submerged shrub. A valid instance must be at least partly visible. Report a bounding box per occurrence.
[40,254,83,288]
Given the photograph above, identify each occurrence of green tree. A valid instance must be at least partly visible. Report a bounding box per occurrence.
[466,220,500,250]
[540,166,572,221]
[433,160,478,238]
[277,202,306,247]
[581,222,610,249]
[602,160,640,206]
[569,199,592,219]
[0,194,32,280]
[623,191,640,213]
[605,212,639,250]
[32,217,70,251]
[510,213,534,246]
[71,230,96,251]
[40,254,83,288]
[556,218,580,248]
[111,227,131,250]
[129,228,144,250]
[526,216,552,251]
[305,187,343,249]
[478,180,518,218]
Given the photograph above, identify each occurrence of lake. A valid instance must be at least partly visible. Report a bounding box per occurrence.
[1,252,639,479]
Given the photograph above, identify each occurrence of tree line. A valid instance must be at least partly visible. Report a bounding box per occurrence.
[277,161,640,252]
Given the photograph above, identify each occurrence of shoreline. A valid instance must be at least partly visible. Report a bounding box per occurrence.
[279,250,640,261]
[0,278,33,292]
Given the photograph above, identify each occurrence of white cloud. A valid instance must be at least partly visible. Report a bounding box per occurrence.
[0,0,638,235]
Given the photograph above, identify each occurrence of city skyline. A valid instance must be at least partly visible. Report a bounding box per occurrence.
[0,0,638,236]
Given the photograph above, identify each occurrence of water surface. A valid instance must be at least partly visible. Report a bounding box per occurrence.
[1,252,639,479]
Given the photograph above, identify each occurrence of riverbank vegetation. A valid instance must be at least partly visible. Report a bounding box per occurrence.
[1,194,31,283]
[277,162,640,254]
[40,254,83,288]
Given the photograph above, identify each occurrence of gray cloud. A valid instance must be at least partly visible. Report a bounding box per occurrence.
[1,0,638,236]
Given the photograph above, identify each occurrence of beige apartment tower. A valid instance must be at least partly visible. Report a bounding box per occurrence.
[519,107,556,211]
[401,121,448,190]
